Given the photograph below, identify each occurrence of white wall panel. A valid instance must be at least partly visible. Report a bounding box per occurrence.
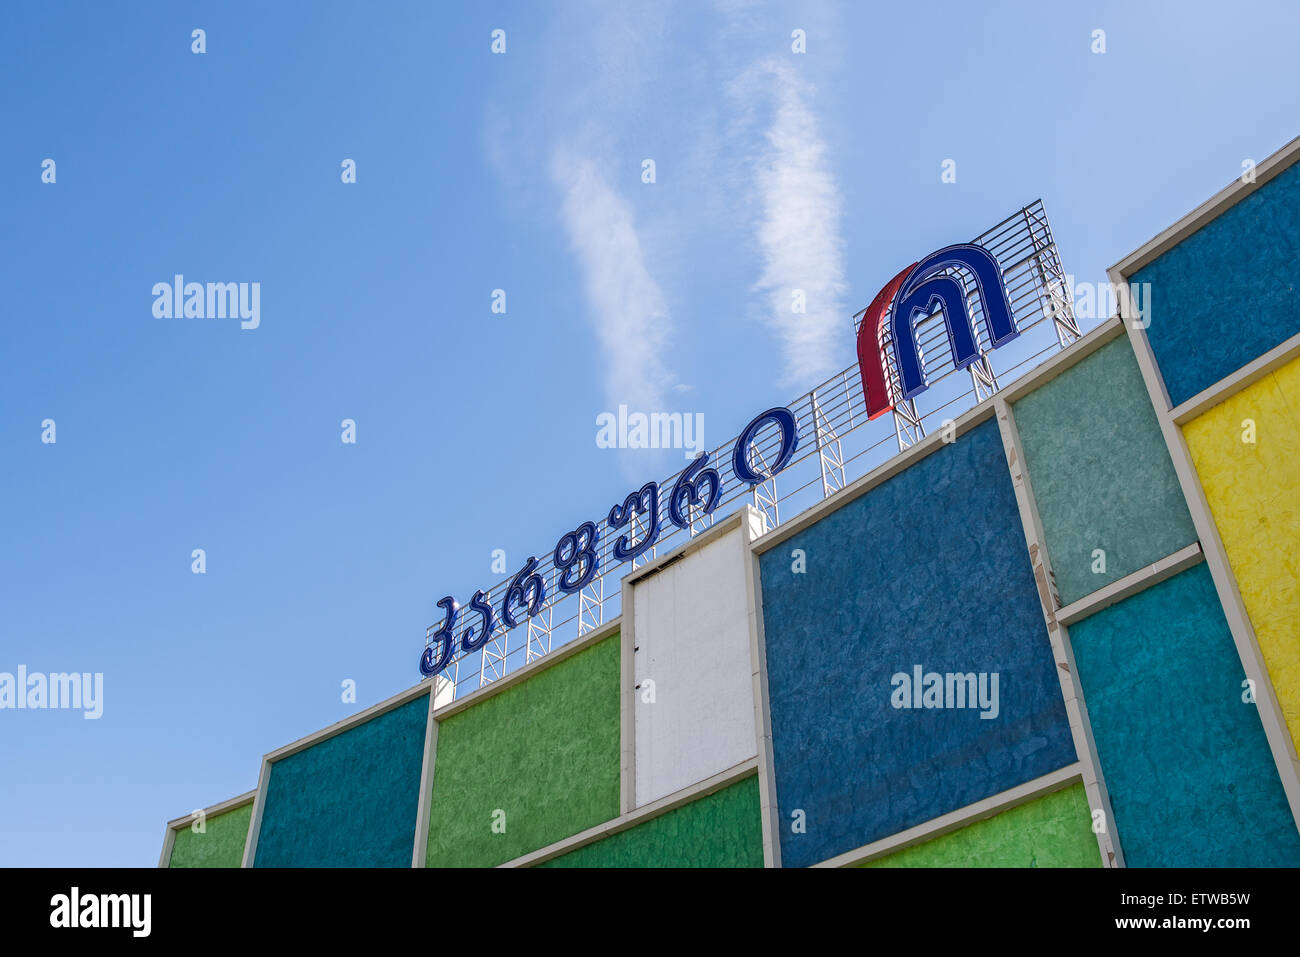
[633,515,759,807]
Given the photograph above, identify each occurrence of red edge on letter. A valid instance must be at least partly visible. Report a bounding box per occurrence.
[857,263,915,420]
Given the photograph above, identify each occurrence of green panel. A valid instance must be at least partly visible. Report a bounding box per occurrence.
[1012,336,1197,604]
[861,782,1099,868]
[425,634,621,867]
[168,802,252,868]
[539,775,764,868]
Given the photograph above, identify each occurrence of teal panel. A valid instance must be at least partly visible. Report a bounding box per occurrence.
[1012,336,1197,604]
[254,693,430,867]
[1070,564,1300,866]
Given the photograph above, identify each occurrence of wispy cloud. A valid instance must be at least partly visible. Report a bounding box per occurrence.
[488,2,848,409]
[552,151,675,415]
[736,58,847,387]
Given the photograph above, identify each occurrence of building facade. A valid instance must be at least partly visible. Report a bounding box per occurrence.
[161,136,1300,868]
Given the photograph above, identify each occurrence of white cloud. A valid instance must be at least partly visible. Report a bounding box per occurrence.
[552,151,676,414]
[739,59,847,387]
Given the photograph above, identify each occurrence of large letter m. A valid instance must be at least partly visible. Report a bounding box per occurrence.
[857,243,1017,415]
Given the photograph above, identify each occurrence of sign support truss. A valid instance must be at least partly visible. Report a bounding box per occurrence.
[812,389,847,497]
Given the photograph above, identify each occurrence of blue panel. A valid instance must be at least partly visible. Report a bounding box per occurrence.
[254,694,429,867]
[1132,159,1300,407]
[758,417,1076,868]
[1069,564,1300,867]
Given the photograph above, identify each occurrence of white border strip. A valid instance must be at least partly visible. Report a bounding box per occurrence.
[1056,543,1204,627]
[500,758,760,867]
[265,681,433,764]
[411,688,438,867]
[1169,330,1300,425]
[1110,134,1300,279]
[620,577,637,816]
[816,764,1084,868]
[433,617,621,722]
[994,397,1122,867]
[741,508,782,868]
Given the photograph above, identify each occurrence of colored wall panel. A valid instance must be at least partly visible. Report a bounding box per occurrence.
[425,634,620,867]
[168,802,252,868]
[633,516,759,807]
[1069,564,1300,867]
[758,417,1076,869]
[1012,336,1197,604]
[1184,355,1300,753]
[1131,159,1300,407]
[862,781,1098,868]
[253,693,429,867]
[539,775,763,868]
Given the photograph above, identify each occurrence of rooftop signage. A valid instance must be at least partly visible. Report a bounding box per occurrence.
[420,237,1022,680]
[858,244,1017,418]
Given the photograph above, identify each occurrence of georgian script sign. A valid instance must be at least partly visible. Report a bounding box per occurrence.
[420,241,1018,678]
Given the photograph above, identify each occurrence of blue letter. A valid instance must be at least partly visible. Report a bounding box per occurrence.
[890,243,1016,400]
[461,589,497,652]
[420,596,459,676]
[609,483,660,562]
[732,408,800,485]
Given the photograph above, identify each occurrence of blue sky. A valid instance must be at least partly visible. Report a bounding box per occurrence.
[1,1,1297,866]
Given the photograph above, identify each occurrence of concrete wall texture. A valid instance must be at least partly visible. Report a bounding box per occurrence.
[253,693,429,867]
[167,801,251,868]
[1012,335,1197,605]
[862,782,1099,868]
[424,634,621,867]
[1131,159,1300,407]
[1184,354,1300,754]
[539,775,763,868]
[1068,564,1300,867]
[757,418,1077,869]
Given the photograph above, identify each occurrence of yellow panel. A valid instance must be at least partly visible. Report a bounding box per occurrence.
[1184,355,1300,754]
